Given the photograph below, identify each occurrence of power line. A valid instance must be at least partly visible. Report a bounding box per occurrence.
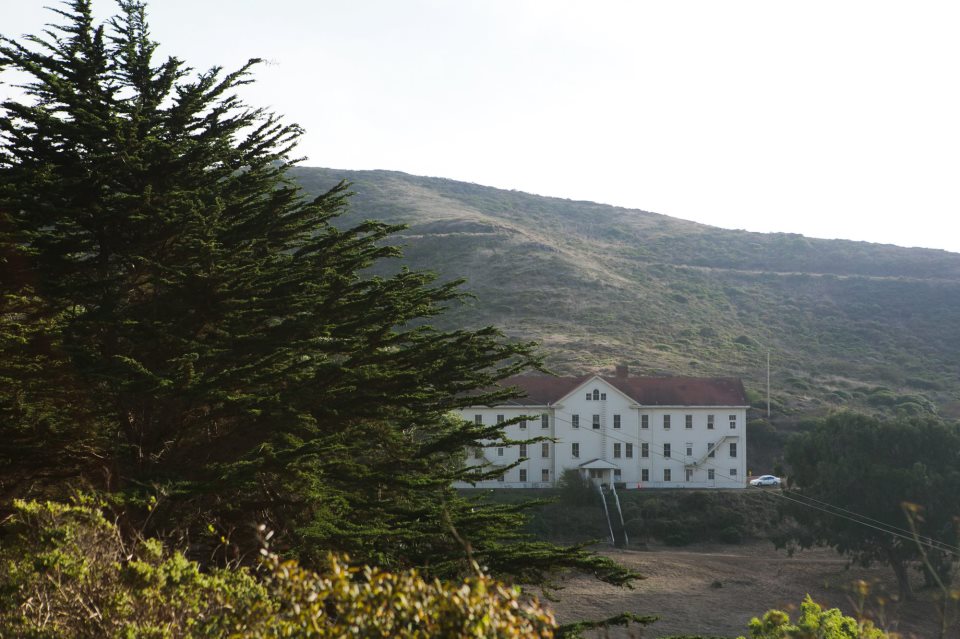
[762,489,960,558]
[771,489,955,551]
[472,410,960,556]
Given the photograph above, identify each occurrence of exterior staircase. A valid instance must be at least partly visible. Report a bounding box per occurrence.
[684,434,738,469]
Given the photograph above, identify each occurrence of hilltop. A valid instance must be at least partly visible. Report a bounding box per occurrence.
[292,167,960,432]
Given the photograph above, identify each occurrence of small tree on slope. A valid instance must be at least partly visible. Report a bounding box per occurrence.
[780,412,960,600]
[0,0,632,586]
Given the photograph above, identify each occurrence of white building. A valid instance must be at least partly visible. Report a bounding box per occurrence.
[458,370,749,489]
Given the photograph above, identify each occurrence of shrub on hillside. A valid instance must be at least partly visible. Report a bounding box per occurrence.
[0,499,557,638]
[718,526,743,544]
[557,468,598,507]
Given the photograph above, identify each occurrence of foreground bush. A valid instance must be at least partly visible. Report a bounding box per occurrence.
[739,595,890,639]
[0,499,557,638]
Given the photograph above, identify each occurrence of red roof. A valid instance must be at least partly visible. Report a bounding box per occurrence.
[496,374,748,407]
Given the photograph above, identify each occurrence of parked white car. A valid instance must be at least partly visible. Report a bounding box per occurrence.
[749,474,781,487]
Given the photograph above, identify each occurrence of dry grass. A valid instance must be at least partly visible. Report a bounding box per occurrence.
[547,542,955,638]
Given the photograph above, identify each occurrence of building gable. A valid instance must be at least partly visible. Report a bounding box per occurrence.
[553,375,639,407]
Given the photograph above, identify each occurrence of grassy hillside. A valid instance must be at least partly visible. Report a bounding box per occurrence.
[291,167,960,433]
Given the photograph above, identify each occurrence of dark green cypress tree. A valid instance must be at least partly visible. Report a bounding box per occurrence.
[0,1,633,586]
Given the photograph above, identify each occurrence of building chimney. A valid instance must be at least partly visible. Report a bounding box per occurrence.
[615,364,629,378]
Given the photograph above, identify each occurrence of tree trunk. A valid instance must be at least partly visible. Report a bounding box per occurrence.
[889,553,914,601]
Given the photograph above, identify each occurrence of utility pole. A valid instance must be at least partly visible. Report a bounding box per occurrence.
[766,350,771,418]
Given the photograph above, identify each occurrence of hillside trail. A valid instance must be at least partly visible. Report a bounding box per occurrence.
[549,542,949,638]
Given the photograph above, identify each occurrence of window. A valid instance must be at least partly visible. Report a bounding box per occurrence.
[572,442,580,458]
[626,443,633,458]
[519,444,527,457]
[497,473,504,482]
[685,414,693,429]
[729,442,737,458]
[571,414,580,429]
[685,442,692,457]
[519,469,527,482]
[592,414,600,429]
[641,468,650,482]
[730,468,737,477]
[663,415,671,429]
[474,414,482,425]
[601,393,606,400]
[497,447,503,457]
[474,447,483,459]
[641,415,649,429]
[708,443,715,458]
[641,443,649,458]
[613,443,621,458]
[592,389,599,400]
[613,414,621,429]
[542,469,550,482]
[614,468,622,480]
[685,468,693,481]
[664,468,672,481]
[497,414,505,424]
[663,443,671,459]
[541,442,550,457]
[708,468,715,480]
[729,414,737,429]
[586,392,592,400]
[541,414,549,429]
[519,419,527,430]
[707,414,715,430]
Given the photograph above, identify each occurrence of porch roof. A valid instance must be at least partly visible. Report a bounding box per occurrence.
[578,458,619,470]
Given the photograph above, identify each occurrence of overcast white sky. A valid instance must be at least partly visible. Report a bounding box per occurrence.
[5,1,960,252]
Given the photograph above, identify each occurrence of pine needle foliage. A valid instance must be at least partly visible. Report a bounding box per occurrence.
[0,1,634,586]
